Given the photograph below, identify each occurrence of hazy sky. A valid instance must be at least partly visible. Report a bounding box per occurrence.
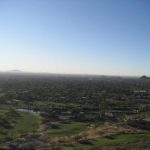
[0,0,150,76]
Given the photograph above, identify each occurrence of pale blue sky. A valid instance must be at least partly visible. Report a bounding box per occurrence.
[0,0,150,76]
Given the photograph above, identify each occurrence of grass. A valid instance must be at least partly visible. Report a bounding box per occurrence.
[29,101,96,110]
[92,133,150,146]
[8,112,39,136]
[0,109,8,115]
[47,122,88,136]
[32,101,80,109]
[62,133,150,150]
[0,93,5,97]
[0,109,39,144]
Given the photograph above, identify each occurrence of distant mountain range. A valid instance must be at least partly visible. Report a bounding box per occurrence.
[1,70,24,74]
[0,70,148,79]
[8,70,23,72]
[140,75,150,80]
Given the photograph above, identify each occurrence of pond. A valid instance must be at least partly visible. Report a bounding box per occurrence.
[17,108,40,115]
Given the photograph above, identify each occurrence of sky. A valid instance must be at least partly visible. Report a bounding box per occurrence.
[0,0,150,76]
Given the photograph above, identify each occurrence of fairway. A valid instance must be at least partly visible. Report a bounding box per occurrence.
[0,109,39,144]
[0,109,8,115]
[47,122,88,136]
[62,133,150,150]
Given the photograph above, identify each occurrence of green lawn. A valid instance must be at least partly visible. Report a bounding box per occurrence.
[62,133,150,150]
[92,133,150,146]
[8,112,39,136]
[29,101,96,110]
[0,109,39,144]
[47,122,88,136]
[0,93,5,97]
[0,109,8,115]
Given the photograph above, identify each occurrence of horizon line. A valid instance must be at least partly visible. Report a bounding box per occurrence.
[0,70,142,78]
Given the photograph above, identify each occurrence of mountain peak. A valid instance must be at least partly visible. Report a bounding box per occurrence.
[140,75,150,80]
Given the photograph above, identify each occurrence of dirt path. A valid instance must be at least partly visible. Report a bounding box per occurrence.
[37,116,47,135]
[1,120,144,150]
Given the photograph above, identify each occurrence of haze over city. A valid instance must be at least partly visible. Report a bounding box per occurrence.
[0,0,150,76]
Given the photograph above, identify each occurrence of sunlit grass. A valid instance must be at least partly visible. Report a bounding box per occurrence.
[62,133,150,150]
[0,109,39,144]
[47,122,88,136]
